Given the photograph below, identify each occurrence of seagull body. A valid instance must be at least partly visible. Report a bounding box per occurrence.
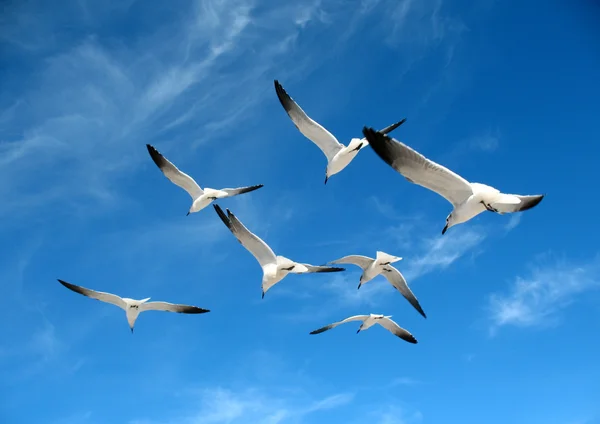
[362,127,545,234]
[213,204,345,297]
[146,144,263,215]
[57,279,210,332]
[309,314,417,344]
[329,251,427,319]
[274,80,407,184]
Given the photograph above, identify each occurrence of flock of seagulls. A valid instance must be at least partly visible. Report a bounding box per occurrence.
[58,80,545,344]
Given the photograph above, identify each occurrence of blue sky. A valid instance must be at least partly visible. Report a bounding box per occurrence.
[1,0,600,423]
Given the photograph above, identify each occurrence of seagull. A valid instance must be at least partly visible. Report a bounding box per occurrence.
[213,204,345,298]
[362,127,545,234]
[274,80,407,184]
[146,144,264,215]
[329,251,426,319]
[57,279,210,333]
[309,314,417,344]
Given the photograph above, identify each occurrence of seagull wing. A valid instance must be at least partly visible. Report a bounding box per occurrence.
[213,204,277,268]
[328,254,373,270]
[57,279,127,310]
[221,184,264,197]
[378,118,407,135]
[377,317,418,344]
[140,301,210,314]
[362,127,473,207]
[382,266,427,319]
[309,315,370,335]
[274,80,343,162]
[296,263,346,274]
[146,144,204,200]
[490,194,545,214]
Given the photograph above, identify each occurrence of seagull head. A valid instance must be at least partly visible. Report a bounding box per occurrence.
[442,213,456,235]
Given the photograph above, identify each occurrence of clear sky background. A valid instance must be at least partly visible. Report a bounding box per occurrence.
[1,0,599,423]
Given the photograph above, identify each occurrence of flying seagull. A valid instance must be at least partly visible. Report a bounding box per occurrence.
[274,80,406,184]
[57,279,210,333]
[362,127,545,234]
[146,144,263,215]
[329,251,426,319]
[213,204,345,298]
[309,314,417,344]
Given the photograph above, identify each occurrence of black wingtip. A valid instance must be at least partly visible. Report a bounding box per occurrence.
[146,143,168,169]
[378,117,407,135]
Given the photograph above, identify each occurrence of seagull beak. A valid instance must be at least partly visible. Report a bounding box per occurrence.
[442,223,448,235]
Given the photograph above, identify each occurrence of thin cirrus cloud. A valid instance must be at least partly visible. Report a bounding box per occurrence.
[487,254,600,334]
[0,0,328,225]
[129,386,354,424]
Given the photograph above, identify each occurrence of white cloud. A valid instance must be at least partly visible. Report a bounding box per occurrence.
[131,386,354,424]
[488,254,600,333]
[403,227,486,280]
[0,0,327,225]
[504,214,521,231]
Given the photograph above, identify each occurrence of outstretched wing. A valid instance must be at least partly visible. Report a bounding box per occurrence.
[328,254,373,270]
[140,301,210,314]
[221,184,264,197]
[378,317,418,344]
[213,204,277,268]
[296,263,346,274]
[363,127,473,207]
[146,144,203,200]
[382,267,427,319]
[57,279,127,310]
[309,315,369,335]
[274,80,344,162]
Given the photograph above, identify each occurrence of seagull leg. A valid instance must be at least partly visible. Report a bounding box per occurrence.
[481,201,499,213]
[324,174,329,185]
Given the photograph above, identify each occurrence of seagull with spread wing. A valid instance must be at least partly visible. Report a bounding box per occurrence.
[309,314,417,344]
[274,80,406,184]
[213,204,345,298]
[362,127,545,234]
[329,251,426,319]
[146,144,263,215]
[58,279,210,333]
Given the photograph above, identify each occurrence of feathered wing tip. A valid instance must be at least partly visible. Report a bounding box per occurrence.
[362,127,397,168]
[378,118,407,135]
[235,184,264,195]
[516,194,545,212]
[309,324,334,335]
[213,204,232,229]
[146,144,170,170]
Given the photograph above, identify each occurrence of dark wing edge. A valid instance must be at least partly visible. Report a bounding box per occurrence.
[378,118,407,135]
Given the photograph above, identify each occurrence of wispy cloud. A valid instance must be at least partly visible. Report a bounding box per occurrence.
[504,214,522,232]
[403,227,486,280]
[130,386,354,424]
[0,0,328,225]
[487,254,600,334]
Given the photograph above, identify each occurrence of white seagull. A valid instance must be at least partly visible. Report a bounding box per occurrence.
[362,127,545,234]
[274,80,407,184]
[146,144,264,215]
[329,251,426,319]
[309,314,417,344]
[213,204,345,298]
[58,279,210,333]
